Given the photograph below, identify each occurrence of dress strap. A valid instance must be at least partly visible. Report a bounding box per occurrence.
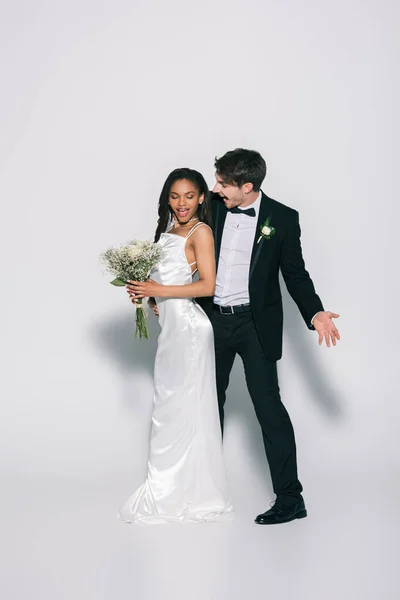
[185,221,211,240]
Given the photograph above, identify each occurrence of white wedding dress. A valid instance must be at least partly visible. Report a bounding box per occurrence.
[118,222,235,524]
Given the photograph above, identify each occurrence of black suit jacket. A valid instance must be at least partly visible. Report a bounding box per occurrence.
[199,192,324,361]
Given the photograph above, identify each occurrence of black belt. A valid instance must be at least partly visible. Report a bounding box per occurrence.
[212,303,251,315]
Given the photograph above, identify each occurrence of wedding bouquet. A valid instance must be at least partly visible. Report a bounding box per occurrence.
[101,240,164,339]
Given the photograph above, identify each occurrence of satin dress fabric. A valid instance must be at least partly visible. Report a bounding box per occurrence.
[118,224,235,524]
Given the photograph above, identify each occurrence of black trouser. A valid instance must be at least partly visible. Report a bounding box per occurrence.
[209,309,303,506]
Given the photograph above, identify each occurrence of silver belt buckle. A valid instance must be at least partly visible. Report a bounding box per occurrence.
[219,304,235,314]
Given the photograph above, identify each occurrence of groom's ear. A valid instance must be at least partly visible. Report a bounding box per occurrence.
[242,182,254,194]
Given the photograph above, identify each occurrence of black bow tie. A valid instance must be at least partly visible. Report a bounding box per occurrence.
[229,206,256,217]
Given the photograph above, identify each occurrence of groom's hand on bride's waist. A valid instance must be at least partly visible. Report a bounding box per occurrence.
[148,297,159,316]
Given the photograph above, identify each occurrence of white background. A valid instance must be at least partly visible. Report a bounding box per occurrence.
[0,1,399,599]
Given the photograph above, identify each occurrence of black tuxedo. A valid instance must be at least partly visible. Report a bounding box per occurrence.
[200,191,324,361]
[198,191,324,505]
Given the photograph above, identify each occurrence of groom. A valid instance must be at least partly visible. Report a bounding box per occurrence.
[200,148,340,525]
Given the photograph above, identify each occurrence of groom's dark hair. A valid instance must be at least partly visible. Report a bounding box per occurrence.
[214,148,267,192]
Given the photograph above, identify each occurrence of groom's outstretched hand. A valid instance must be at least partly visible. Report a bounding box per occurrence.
[312,312,340,347]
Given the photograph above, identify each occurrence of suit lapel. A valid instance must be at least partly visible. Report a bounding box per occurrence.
[249,192,272,281]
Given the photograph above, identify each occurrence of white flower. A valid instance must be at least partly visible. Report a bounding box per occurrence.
[127,244,143,260]
[262,226,271,236]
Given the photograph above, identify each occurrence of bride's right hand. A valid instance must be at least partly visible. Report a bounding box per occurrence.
[126,284,138,304]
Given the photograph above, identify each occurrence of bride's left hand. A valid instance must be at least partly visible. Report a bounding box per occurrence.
[126,279,164,299]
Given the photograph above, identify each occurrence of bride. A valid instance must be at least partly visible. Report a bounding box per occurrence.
[119,168,235,524]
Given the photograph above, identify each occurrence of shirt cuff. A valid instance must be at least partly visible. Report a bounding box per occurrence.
[311,311,322,326]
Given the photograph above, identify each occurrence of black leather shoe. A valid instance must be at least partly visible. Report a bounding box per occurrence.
[255,500,307,525]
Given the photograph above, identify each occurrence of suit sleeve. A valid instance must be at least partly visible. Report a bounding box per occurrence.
[280,210,324,330]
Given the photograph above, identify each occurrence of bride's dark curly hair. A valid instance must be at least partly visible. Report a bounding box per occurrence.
[154,168,212,242]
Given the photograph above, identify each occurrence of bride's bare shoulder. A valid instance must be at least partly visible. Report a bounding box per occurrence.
[189,222,214,243]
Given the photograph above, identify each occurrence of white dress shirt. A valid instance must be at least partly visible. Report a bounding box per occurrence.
[214,193,261,306]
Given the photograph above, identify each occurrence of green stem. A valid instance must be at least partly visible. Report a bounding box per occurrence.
[134,300,149,339]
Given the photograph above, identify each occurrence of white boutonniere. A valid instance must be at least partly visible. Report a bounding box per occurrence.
[257,215,275,243]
